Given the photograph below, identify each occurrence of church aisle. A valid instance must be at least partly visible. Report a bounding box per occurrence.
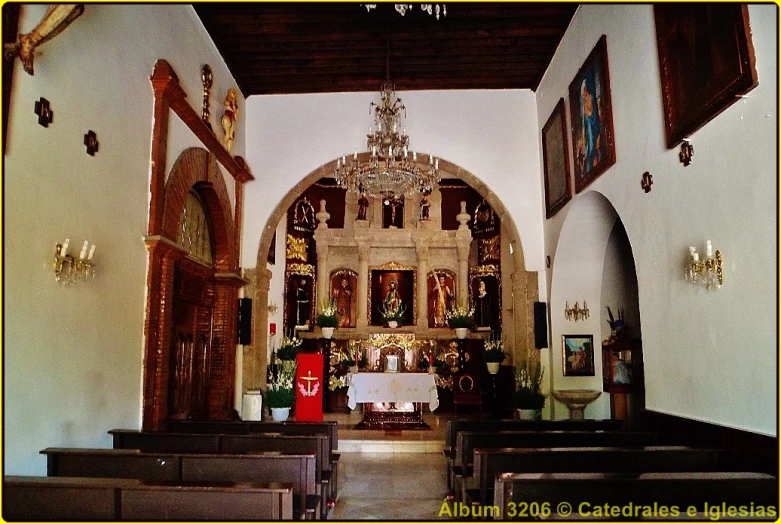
[329,453,447,520]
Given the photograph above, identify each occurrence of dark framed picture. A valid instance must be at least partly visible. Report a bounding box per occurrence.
[542,98,572,218]
[569,35,616,193]
[369,265,416,326]
[654,5,758,149]
[562,335,595,377]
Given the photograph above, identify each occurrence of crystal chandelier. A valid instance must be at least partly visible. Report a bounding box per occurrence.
[363,4,446,20]
[335,82,440,198]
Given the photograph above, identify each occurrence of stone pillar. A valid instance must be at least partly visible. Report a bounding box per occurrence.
[254,268,272,387]
[344,191,358,235]
[315,240,330,314]
[511,271,528,366]
[416,245,429,328]
[455,201,472,309]
[357,243,370,329]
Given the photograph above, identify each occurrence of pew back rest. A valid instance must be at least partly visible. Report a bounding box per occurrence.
[43,448,180,481]
[445,419,622,450]
[3,476,124,520]
[110,430,220,453]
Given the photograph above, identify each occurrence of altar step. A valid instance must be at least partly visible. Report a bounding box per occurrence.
[337,439,444,453]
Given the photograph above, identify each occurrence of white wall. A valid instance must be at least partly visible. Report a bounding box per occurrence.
[538,5,777,435]
[4,5,244,474]
[243,90,545,270]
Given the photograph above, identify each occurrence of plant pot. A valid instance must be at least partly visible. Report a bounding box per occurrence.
[486,362,500,374]
[271,407,291,422]
[516,408,539,420]
[387,321,398,328]
[455,327,468,339]
[321,327,335,339]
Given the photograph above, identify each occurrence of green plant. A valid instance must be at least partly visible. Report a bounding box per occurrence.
[264,384,294,408]
[277,332,302,361]
[513,363,546,410]
[316,301,340,328]
[379,302,406,323]
[446,306,474,329]
[483,336,507,363]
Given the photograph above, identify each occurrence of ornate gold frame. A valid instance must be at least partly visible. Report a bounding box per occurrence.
[368,261,417,326]
[284,263,316,330]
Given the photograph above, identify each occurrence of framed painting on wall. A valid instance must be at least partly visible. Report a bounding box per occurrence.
[562,334,595,377]
[654,4,758,149]
[542,98,572,218]
[369,263,416,327]
[568,35,616,193]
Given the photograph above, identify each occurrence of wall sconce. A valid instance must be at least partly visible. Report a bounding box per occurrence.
[268,302,279,314]
[684,240,723,290]
[564,301,590,321]
[53,239,96,284]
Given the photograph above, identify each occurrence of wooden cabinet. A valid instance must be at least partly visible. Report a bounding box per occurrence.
[601,338,643,428]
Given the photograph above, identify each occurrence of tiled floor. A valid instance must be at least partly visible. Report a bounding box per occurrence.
[328,452,448,520]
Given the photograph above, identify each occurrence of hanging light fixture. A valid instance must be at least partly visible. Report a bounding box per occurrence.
[335,36,440,199]
[363,4,447,20]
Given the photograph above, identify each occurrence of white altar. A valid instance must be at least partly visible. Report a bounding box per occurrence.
[346,372,439,429]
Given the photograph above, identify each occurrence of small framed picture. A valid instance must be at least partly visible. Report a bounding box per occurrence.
[562,335,595,376]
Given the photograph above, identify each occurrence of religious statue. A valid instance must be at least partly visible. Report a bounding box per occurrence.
[4,4,84,76]
[295,277,311,327]
[357,192,369,221]
[331,276,354,328]
[431,273,453,327]
[475,279,493,329]
[420,191,431,221]
[221,88,239,153]
[383,279,402,314]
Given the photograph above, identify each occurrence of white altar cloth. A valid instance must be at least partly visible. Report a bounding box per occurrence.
[346,373,439,411]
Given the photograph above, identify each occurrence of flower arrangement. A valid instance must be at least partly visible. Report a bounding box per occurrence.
[277,331,302,361]
[264,374,294,408]
[329,375,347,391]
[379,302,406,323]
[483,335,507,363]
[513,362,546,410]
[446,305,474,329]
[316,300,340,328]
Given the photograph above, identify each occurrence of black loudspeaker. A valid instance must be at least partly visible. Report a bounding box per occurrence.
[533,301,548,349]
[237,298,253,345]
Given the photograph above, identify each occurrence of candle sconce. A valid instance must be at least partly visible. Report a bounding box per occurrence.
[53,239,96,284]
[564,301,590,321]
[684,240,723,291]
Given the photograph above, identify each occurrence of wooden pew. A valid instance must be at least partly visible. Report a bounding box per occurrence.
[3,476,294,520]
[109,431,330,519]
[452,431,658,503]
[466,446,721,507]
[492,472,778,520]
[443,418,621,490]
[41,448,318,520]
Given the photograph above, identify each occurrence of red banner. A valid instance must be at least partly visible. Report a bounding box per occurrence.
[294,353,324,421]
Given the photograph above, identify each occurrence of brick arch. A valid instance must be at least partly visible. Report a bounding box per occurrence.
[162,147,237,272]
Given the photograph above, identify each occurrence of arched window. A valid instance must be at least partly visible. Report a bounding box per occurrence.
[178,191,213,265]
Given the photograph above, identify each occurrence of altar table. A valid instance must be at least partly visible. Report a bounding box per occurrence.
[346,373,439,429]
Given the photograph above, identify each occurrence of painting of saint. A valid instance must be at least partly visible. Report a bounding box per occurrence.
[369,269,415,326]
[330,270,357,328]
[428,270,455,328]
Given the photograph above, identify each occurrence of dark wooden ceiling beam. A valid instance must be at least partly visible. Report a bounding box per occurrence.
[220,54,552,70]
[252,77,540,94]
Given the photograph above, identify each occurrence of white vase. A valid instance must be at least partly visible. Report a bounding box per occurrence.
[517,408,539,420]
[486,362,500,374]
[321,327,335,339]
[455,327,468,339]
[387,320,398,328]
[271,407,290,422]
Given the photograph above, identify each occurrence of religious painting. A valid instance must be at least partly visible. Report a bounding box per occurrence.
[292,197,315,233]
[562,334,595,377]
[284,264,315,331]
[369,264,416,327]
[568,35,616,193]
[469,267,501,332]
[478,236,500,265]
[427,269,456,328]
[472,200,497,237]
[330,269,357,328]
[542,98,572,218]
[654,5,758,149]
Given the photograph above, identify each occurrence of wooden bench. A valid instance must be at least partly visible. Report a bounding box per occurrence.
[42,447,319,520]
[466,446,721,507]
[443,419,621,489]
[492,472,778,520]
[109,429,331,518]
[3,476,294,520]
[452,431,658,503]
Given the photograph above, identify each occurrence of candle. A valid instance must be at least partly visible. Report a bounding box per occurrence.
[353,151,358,160]
[342,155,346,164]
[355,352,359,366]
[88,244,96,260]
[706,240,713,258]
[79,240,89,259]
[61,238,70,257]
[413,151,417,161]
[434,159,439,169]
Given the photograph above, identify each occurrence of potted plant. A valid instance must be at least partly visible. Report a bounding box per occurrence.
[513,363,546,420]
[446,306,474,339]
[276,332,302,373]
[380,302,406,328]
[316,301,340,339]
[483,336,507,374]
[264,375,294,421]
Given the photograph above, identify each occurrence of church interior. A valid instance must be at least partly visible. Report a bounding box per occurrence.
[3,3,778,520]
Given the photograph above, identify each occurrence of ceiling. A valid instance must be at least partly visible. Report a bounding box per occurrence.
[194,3,577,96]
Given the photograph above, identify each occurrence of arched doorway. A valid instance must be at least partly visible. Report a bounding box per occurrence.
[141,148,242,430]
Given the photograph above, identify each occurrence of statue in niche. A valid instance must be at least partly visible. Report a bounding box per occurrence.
[431,272,454,327]
[295,276,311,327]
[420,191,431,221]
[475,279,494,330]
[382,196,404,228]
[383,279,402,313]
[357,191,369,221]
[331,274,355,328]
